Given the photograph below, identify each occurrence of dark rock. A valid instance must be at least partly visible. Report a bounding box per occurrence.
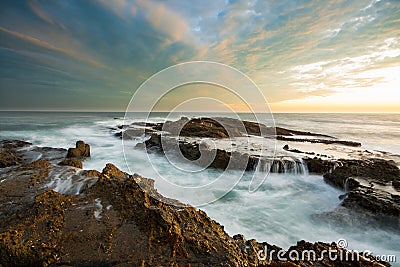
[58,158,83,169]
[209,149,230,169]
[144,133,162,150]
[283,144,289,150]
[179,141,201,161]
[277,136,361,147]
[131,121,162,128]
[275,127,334,138]
[323,159,400,189]
[66,141,90,158]
[323,159,400,217]
[160,117,268,138]
[303,158,337,174]
[140,134,305,173]
[165,117,231,138]
[117,128,156,139]
[125,117,338,142]
[341,179,400,217]
[283,146,305,154]
[393,179,400,190]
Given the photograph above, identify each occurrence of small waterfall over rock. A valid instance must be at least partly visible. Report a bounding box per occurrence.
[255,157,308,175]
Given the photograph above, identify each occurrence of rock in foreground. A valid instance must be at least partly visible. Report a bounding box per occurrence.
[0,140,391,266]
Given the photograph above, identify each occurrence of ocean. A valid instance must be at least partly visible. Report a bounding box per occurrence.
[1,111,399,264]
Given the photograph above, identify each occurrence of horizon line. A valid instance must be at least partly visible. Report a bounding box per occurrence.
[1,109,400,114]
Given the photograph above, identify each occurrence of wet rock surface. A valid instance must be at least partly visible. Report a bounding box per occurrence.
[0,140,31,167]
[58,158,83,169]
[66,140,90,158]
[120,116,340,140]
[139,133,259,171]
[323,159,400,189]
[303,157,337,174]
[0,140,389,267]
[323,159,400,217]
[124,117,400,221]
[277,136,362,147]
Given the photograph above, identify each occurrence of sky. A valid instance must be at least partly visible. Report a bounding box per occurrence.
[0,0,399,112]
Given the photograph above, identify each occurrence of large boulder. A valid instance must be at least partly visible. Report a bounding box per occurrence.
[66,140,90,158]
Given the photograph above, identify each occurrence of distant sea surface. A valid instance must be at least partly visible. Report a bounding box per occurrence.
[1,111,399,264]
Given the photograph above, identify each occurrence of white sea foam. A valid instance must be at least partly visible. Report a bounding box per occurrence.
[94,198,103,220]
[1,111,399,265]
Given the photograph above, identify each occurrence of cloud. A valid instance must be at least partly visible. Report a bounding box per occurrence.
[27,0,66,29]
[136,0,189,43]
[97,0,191,44]
[0,0,399,111]
[0,26,105,69]
[287,37,400,93]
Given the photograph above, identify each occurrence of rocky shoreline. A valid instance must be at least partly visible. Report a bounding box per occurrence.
[118,117,400,220]
[1,116,399,266]
[0,140,393,266]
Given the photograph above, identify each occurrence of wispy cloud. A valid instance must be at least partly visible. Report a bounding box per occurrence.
[0,0,399,111]
[0,26,105,69]
[27,0,66,29]
[287,37,400,93]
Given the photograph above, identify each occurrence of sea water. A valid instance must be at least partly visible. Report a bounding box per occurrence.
[0,111,399,264]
